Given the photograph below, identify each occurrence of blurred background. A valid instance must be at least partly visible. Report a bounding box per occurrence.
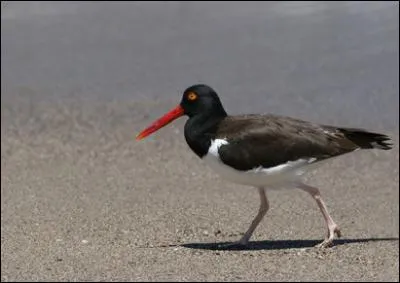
[2,1,399,128]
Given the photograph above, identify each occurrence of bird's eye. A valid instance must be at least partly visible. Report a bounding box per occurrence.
[187,92,198,101]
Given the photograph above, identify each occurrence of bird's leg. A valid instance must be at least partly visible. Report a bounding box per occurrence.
[296,182,341,248]
[219,187,269,249]
[239,187,269,244]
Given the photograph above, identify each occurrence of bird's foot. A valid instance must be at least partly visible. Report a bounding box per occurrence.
[315,224,341,248]
[315,239,333,248]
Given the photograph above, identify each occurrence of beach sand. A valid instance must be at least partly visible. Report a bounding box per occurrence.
[1,96,398,281]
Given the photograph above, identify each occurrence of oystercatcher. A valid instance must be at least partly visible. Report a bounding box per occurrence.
[136,84,392,248]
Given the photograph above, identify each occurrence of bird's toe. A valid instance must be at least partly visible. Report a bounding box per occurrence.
[315,240,333,248]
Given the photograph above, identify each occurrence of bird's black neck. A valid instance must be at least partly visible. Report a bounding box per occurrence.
[184,110,227,158]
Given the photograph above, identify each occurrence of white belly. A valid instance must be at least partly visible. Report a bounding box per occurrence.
[202,139,319,188]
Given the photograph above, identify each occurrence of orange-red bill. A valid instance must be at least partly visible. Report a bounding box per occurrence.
[136,105,184,140]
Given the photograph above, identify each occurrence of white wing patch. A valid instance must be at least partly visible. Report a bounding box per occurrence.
[203,139,319,187]
[208,138,228,156]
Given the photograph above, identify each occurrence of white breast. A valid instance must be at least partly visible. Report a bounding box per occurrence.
[202,139,319,188]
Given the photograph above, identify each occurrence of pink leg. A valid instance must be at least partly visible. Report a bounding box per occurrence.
[296,182,341,248]
[219,187,269,248]
[238,187,269,245]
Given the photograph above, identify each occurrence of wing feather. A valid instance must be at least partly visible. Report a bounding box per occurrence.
[216,115,358,171]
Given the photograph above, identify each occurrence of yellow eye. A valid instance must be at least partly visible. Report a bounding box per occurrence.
[187,92,197,101]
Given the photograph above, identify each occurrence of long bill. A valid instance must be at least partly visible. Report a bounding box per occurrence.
[136,105,184,140]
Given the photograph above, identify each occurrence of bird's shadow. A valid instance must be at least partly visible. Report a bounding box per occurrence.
[177,237,398,251]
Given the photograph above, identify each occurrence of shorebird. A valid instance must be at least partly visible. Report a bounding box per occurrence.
[136,84,392,248]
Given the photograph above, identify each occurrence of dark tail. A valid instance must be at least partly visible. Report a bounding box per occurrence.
[339,128,393,150]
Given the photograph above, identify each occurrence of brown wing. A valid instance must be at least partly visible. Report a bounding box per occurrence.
[216,114,360,171]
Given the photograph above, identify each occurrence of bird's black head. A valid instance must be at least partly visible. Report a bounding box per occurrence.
[136,84,227,140]
[180,84,227,118]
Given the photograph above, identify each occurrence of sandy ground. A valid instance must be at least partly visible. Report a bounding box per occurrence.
[1,2,399,282]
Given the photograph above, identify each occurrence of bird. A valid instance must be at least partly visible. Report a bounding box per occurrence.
[136,84,392,248]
